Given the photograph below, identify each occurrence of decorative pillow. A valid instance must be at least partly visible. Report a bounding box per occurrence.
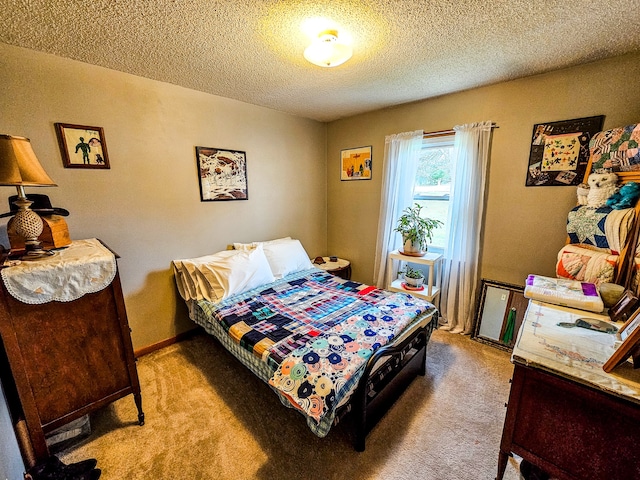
[233,237,292,251]
[174,245,275,302]
[262,239,314,279]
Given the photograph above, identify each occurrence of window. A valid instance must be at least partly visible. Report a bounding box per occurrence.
[413,134,455,250]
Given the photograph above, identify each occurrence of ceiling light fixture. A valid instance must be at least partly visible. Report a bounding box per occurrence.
[304,29,352,68]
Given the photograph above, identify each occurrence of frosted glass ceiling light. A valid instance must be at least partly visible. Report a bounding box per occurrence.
[304,30,352,68]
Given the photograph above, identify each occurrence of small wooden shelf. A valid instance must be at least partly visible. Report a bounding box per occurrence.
[386,250,442,302]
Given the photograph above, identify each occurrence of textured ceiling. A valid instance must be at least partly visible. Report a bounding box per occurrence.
[2,0,640,122]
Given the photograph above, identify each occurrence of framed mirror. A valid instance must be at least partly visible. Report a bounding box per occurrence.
[472,279,527,351]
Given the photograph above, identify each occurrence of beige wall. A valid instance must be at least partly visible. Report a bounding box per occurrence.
[0,43,327,349]
[3,42,639,350]
[327,52,640,289]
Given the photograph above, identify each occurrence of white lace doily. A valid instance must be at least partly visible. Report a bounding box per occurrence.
[1,238,117,304]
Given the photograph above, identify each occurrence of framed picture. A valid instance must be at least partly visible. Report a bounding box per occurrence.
[603,307,640,372]
[472,279,527,351]
[195,146,248,201]
[525,115,604,187]
[341,146,372,181]
[608,290,639,324]
[55,123,110,169]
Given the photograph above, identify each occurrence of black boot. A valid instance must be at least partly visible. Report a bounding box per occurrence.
[62,458,98,478]
[26,456,99,480]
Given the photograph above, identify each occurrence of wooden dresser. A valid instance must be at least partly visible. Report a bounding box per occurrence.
[497,300,640,480]
[0,239,143,466]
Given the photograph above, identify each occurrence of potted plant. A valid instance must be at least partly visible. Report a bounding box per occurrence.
[400,265,425,288]
[394,203,443,256]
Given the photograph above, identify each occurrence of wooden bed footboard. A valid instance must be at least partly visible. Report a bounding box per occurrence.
[189,285,438,451]
[350,309,438,451]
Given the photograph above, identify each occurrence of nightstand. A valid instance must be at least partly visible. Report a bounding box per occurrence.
[312,256,351,280]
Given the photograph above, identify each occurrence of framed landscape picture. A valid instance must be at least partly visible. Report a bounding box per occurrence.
[55,123,110,169]
[195,146,248,201]
[525,115,604,187]
[341,146,372,181]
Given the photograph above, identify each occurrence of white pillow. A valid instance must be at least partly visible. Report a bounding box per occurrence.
[174,245,275,302]
[173,253,226,302]
[233,237,292,251]
[262,239,314,279]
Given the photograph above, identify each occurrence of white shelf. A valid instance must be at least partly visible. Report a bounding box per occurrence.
[386,250,443,303]
[388,279,440,302]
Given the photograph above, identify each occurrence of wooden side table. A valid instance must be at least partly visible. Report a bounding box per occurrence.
[312,256,351,280]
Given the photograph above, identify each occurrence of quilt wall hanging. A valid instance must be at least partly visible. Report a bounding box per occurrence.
[525,115,604,187]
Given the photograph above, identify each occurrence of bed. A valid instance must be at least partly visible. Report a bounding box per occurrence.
[173,238,438,450]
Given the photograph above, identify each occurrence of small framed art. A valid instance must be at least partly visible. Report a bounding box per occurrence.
[524,115,604,187]
[341,146,372,181]
[195,146,248,201]
[603,307,640,372]
[55,123,110,169]
[608,290,639,324]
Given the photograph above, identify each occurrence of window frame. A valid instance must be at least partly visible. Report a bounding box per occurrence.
[413,133,455,253]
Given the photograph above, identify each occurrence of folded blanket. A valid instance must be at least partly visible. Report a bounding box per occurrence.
[524,274,604,313]
[566,206,635,254]
[556,244,618,287]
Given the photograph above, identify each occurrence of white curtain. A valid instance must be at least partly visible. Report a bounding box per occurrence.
[373,130,424,288]
[439,121,493,334]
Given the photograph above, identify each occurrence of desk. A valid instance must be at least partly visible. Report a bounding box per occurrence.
[497,301,640,480]
[386,250,442,302]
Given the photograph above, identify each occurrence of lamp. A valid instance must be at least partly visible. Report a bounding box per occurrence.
[304,29,353,68]
[0,134,57,259]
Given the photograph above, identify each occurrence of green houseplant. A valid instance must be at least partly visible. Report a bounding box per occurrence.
[400,265,425,288]
[394,203,443,256]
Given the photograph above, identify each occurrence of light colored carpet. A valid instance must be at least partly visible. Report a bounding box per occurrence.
[59,329,523,479]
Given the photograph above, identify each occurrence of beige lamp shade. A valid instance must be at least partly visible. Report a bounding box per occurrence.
[0,134,57,259]
[0,134,56,186]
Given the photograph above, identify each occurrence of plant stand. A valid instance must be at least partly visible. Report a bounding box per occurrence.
[386,250,442,303]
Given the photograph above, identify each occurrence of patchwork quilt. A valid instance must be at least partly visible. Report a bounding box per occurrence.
[556,244,618,286]
[196,268,436,429]
[566,205,635,254]
[589,124,640,172]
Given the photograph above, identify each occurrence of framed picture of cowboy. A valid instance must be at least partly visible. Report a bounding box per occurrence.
[55,123,111,169]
